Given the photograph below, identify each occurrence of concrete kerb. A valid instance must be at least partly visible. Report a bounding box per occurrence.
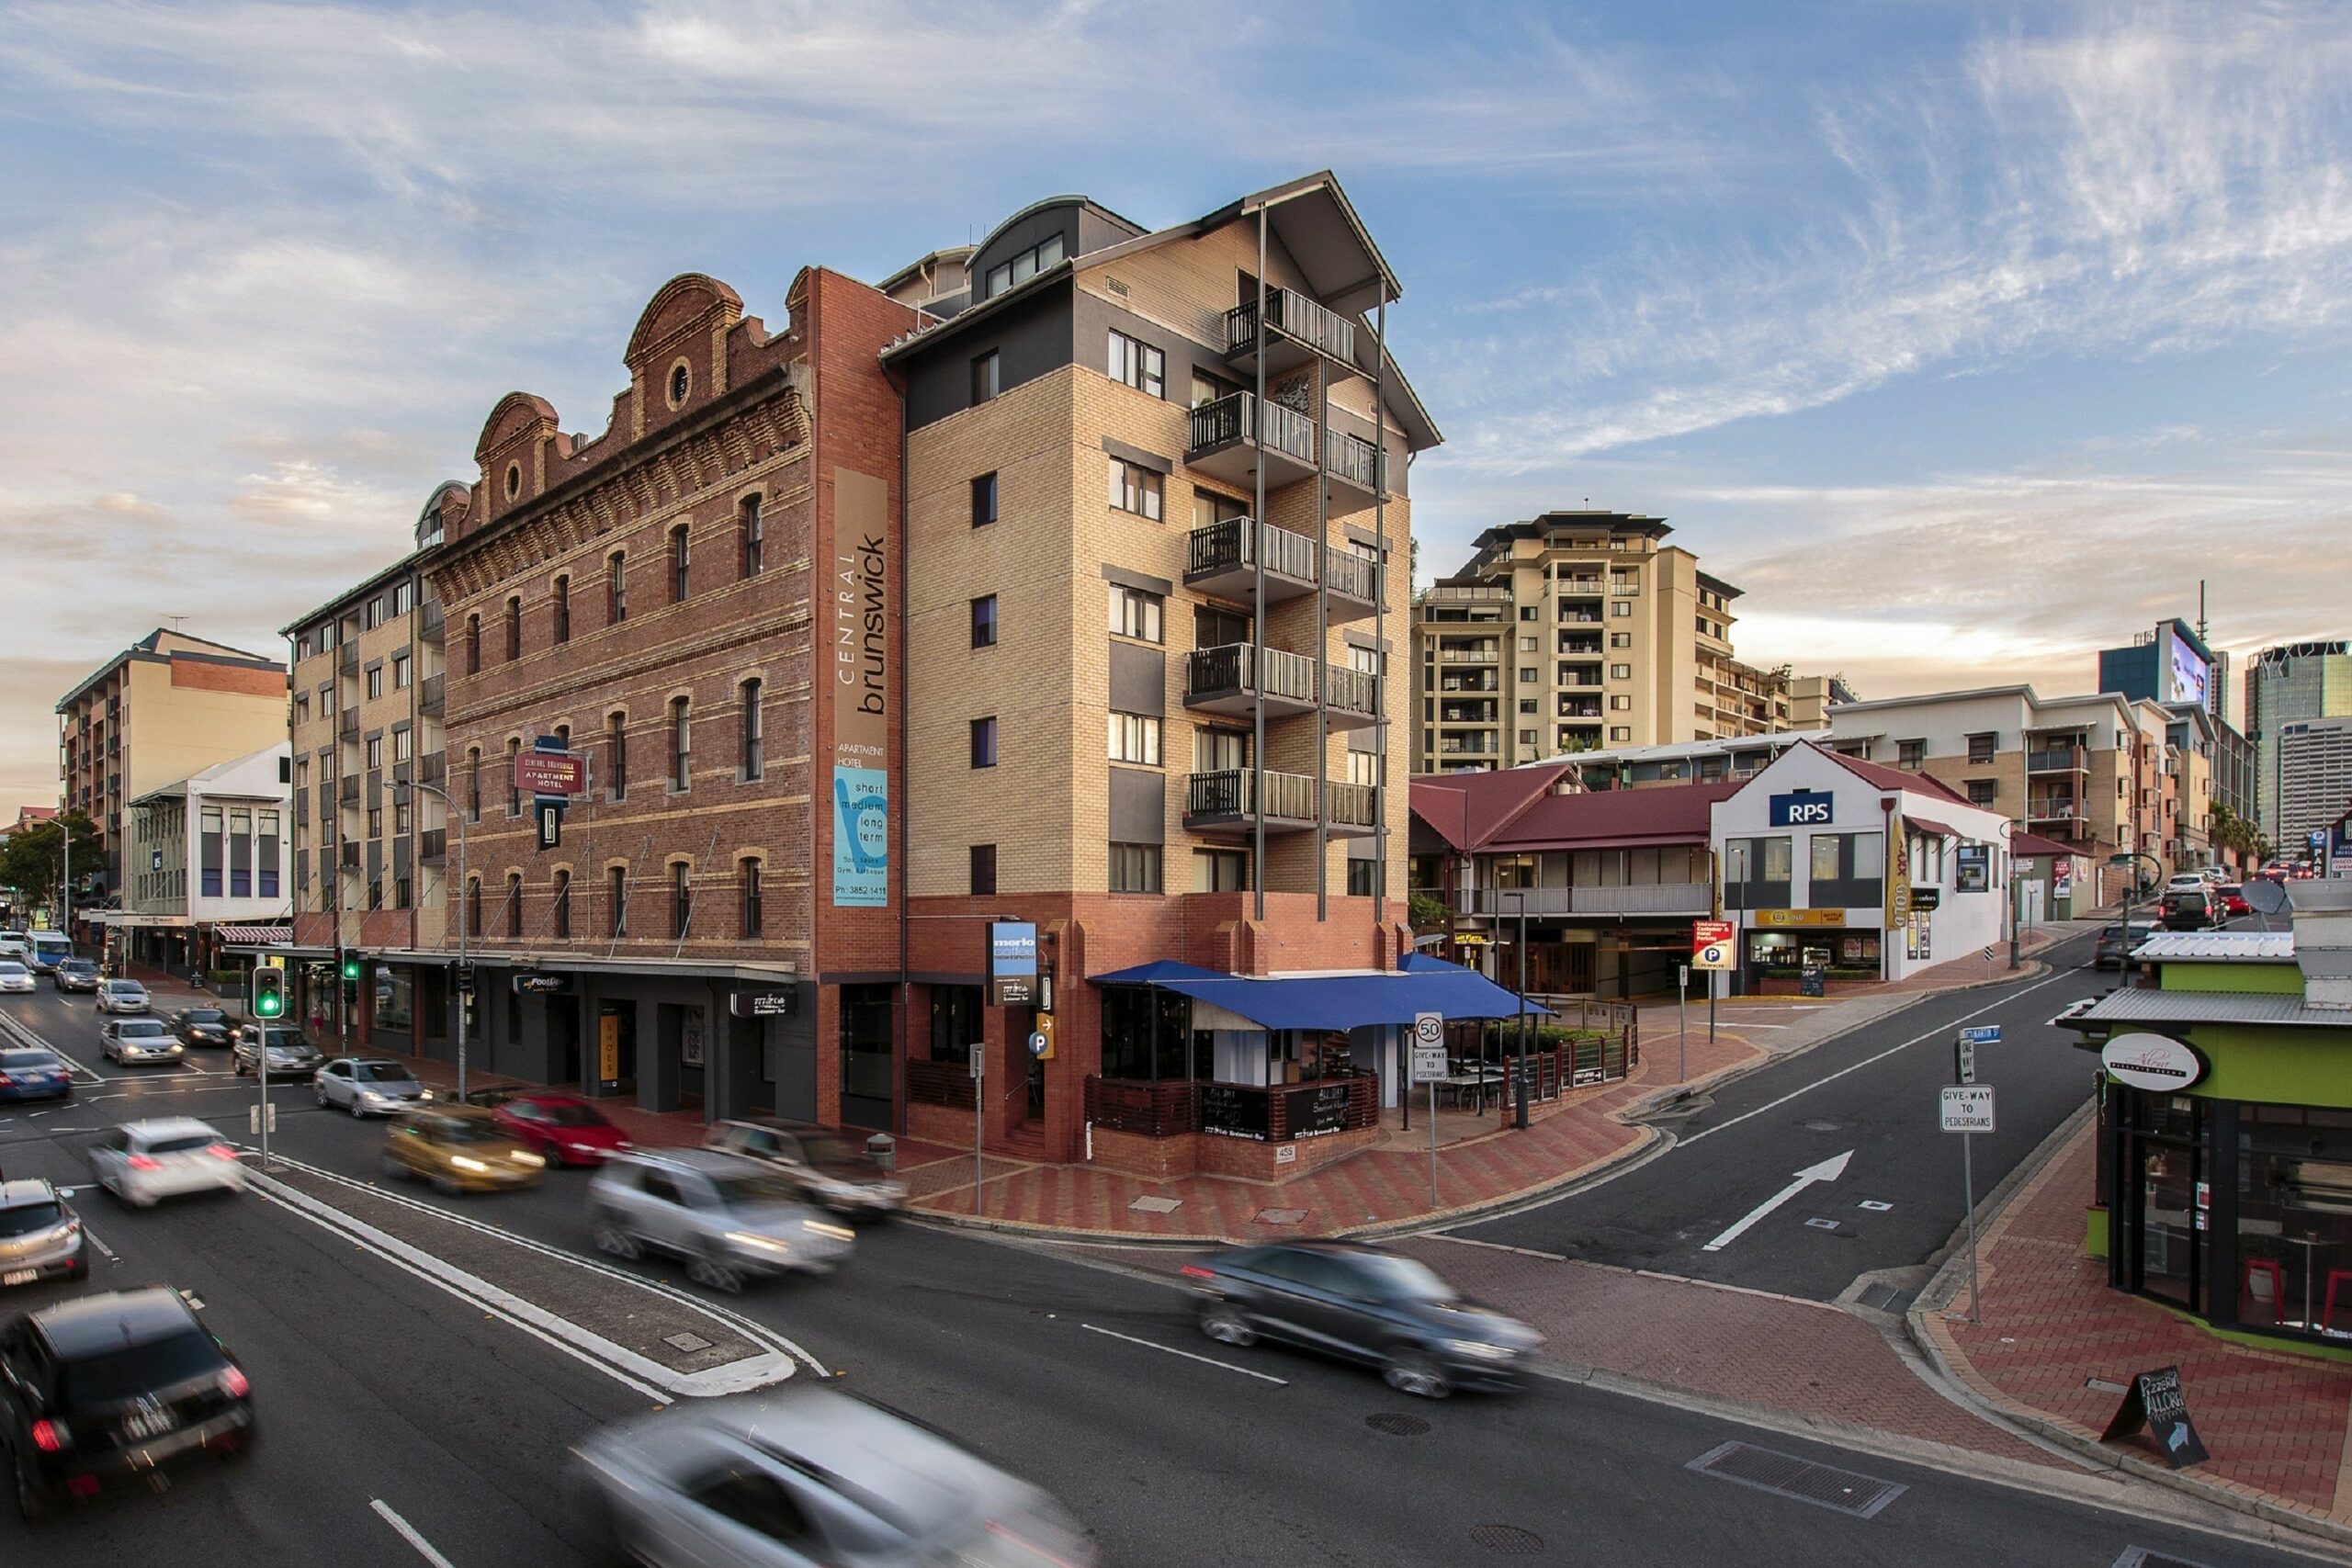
[1901,1101,2352,1552]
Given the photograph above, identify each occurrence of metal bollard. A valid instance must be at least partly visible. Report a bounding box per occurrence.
[865,1133,897,1173]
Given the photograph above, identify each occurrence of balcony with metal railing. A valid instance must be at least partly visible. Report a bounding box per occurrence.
[419,829,446,863]
[419,750,446,785]
[1185,515,1319,604]
[340,641,358,674]
[1322,662,1378,729]
[1224,288,1360,379]
[419,672,445,717]
[1184,643,1318,720]
[1182,769,1375,837]
[339,708,359,739]
[1437,643,1500,663]
[339,774,359,805]
[1321,546,1377,617]
[1322,426,1384,505]
[1418,584,1510,604]
[1460,883,1713,918]
[1186,392,1318,493]
[1439,700,1498,724]
[2025,795,2084,825]
[418,599,444,643]
[2027,746,2087,774]
[1437,671,1498,693]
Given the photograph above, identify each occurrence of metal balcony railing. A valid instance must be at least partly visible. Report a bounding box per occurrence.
[1323,547,1376,603]
[1324,428,1382,492]
[340,642,358,673]
[419,750,446,785]
[1187,515,1317,585]
[1188,391,1318,468]
[418,600,445,643]
[1226,288,1358,365]
[1419,584,1511,603]
[1438,646,1499,663]
[419,672,445,717]
[1323,663,1376,719]
[419,829,446,863]
[1185,643,1318,707]
[1461,883,1712,917]
[339,774,359,804]
[2027,748,2086,773]
[339,709,359,739]
[1186,767,1316,823]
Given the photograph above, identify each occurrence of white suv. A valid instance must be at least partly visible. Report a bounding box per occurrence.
[85,1118,246,1207]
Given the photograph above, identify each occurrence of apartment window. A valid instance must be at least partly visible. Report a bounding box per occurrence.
[740,858,763,937]
[551,577,571,643]
[465,615,481,674]
[672,862,692,940]
[1611,663,1633,680]
[1191,370,1237,408]
[1610,726,1633,742]
[970,716,998,768]
[552,870,571,938]
[1519,729,1539,748]
[1520,607,1539,622]
[394,876,411,908]
[609,865,628,937]
[294,694,310,726]
[739,495,763,578]
[505,594,522,660]
[366,666,382,700]
[1519,636,1538,654]
[393,728,412,762]
[970,351,1000,403]
[393,798,410,834]
[1966,780,1997,807]
[466,748,481,822]
[968,844,997,897]
[670,525,691,603]
[1966,732,1996,765]
[670,696,692,791]
[367,735,383,769]
[971,472,998,527]
[607,713,628,801]
[1195,728,1249,772]
[1108,582,1162,641]
[467,877,483,940]
[1108,458,1163,521]
[506,873,523,938]
[740,680,763,781]
[1897,739,1926,769]
[365,595,385,629]
[1519,668,1538,684]
[1192,489,1245,530]
[507,739,522,816]
[607,551,627,622]
[393,581,413,615]
[1193,848,1248,893]
[1109,842,1162,893]
[970,595,998,649]
[982,233,1063,296]
[1611,632,1632,649]
[1518,699,1538,716]
[1347,750,1380,789]
[368,877,384,911]
[1610,695,1632,712]
[1108,712,1161,765]
[1611,601,1633,618]
[367,807,381,840]
[1107,330,1165,397]
[391,652,411,689]
[1610,571,1639,595]
[1195,604,1250,648]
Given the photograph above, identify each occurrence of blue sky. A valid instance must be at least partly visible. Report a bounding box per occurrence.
[2,0,2347,805]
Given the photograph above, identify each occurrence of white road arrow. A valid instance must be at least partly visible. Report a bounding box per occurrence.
[1700,1150,1853,1253]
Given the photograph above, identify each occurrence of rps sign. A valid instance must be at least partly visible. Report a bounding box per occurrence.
[1769,791,1835,828]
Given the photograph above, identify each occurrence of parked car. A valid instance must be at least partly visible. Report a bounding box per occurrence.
[2093,920,2159,969]
[230,1024,322,1078]
[312,1057,431,1116]
[0,1048,72,1103]
[167,1006,234,1049]
[0,1179,85,1288]
[1182,1240,1543,1398]
[85,1119,244,1208]
[476,1090,631,1168]
[586,1149,853,1292]
[1,1287,254,1519]
[92,979,150,1015]
[574,1384,1098,1568]
[2216,884,2252,918]
[99,1019,184,1067]
[2157,887,2219,931]
[0,963,32,996]
[703,1119,906,1219]
[379,1106,546,1195]
[49,960,99,994]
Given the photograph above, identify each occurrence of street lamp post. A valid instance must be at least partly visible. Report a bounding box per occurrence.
[1998,819,2020,971]
[1503,889,1530,1131]
[2109,848,2164,974]
[396,778,469,1100]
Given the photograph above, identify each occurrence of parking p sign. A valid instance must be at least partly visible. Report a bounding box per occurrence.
[1691,919,1736,972]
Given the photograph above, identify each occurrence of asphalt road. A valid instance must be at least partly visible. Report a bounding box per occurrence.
[1457,926,2120,1300]
[1,976,2332,1568]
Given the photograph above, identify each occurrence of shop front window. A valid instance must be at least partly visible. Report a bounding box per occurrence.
[926,985,982,1064]
[2236,1106,2352,1338]
[1100,987,1195,1081]
[376,965,413,1031]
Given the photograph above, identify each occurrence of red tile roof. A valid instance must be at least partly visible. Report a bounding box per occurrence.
[2010,830,2080,858]
[1409,762,1579,852]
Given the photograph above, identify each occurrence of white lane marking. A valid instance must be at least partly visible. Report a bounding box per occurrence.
[370,1499,459,1568]
[1702,1151,1853,1253]
[1080,1323,1288,1385]
[0,1009,108,1083]
[1679,965,2080,1148]
[84,1228,119,1263]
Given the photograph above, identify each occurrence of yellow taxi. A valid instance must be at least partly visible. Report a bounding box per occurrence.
[381,1105,547,1195]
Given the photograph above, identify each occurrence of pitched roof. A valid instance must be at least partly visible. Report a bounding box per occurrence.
[1818,746,1973,806]
[2132,931,2295,961]
[1485,779,1741,852]
[1408,762,1578,852]
[2010,830,2079,857]
[2076,987,2352,1029]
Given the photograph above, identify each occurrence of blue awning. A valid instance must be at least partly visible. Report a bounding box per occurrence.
[1089,962,1546,1030]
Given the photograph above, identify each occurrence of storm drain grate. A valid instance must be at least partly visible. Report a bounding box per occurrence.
[1365,1413,1430,1437]
[1854,1283,1917,1314]
[662,1331,714,1354]
[2111,1551,2216,1568]
[1686,1441,1906,1518]
[1469,1524,1545,1554]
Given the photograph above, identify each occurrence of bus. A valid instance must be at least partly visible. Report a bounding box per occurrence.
[27,930,72,973]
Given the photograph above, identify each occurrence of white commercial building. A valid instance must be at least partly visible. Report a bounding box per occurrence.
[116,743,293,970]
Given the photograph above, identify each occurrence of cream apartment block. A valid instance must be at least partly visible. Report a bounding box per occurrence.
[1411,511,1791,773]
[55,628,288,895]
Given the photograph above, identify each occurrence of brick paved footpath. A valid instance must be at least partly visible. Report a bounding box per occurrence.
[1917,1118,2352,1531]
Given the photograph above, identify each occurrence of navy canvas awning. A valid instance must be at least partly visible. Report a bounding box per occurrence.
[1089,961,1545,1030]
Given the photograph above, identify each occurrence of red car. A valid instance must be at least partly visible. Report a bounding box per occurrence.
[2218,885,2252,918]
[484,1091,632,1167]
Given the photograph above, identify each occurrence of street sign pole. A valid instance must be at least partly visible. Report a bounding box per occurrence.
[1708,967,1716,1043]
[1677,964,1689,1084]
[1939,1077,1996,1325]
[1962,1126,1980,1325]
[1411,1012,1445,1205]
[971,1042,986,1217]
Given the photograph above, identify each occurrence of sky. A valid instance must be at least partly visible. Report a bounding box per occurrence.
[2,0,2347,807]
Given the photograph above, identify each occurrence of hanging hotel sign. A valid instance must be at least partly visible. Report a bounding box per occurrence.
[831,468,893,908]
[988,920,1038,1008]
[2100,1032,2205,1092]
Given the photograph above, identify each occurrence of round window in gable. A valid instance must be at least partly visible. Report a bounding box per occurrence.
[668,362,691,408]
[503,461,521,501]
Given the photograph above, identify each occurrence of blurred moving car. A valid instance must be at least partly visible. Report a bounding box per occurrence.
[703,1120,906,1219]
[0,932,27,962]
[1182,1241,1543,1398]
[85,1119,245,1208]
[99,1019,184,1067]
[478,1090,632,1167]
[167,1006,234,1049]
[1,1286,255,1519]
[379,1106,546,1195]
[49,960,99,994]
[2216,884,2252,918]
[0,1048,72,1103]
[0,1180,85,1287]
[312,1057,431,1115]
[2158,887,2220,931]
[573,1385,1098,1567]
[0,962,33,996]
[2093,920,2159,969]
[24,933,69,975]
[587,1150,853,1292]
[230,1024,322,1078]
[2164,873,2209,894]
[93,979,150,1016]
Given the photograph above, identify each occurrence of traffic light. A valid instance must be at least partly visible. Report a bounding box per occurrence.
[340,950,363,983]
[251,967,286,1020]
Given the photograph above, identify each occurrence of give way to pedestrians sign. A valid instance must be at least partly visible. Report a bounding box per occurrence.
[1410,1010,1448,1083]
[1939,1085,1996,1134]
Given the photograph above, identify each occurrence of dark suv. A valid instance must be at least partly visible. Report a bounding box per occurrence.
[1,1288,255,1518]
[2158,888,2218,931]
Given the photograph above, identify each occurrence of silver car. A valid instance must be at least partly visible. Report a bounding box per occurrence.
[86,1117,247,1207]
[0,961,32,995]
[312,1055,431,1115]
[0,1179,85,1286]
[94,977,151,1014]
[101,1017,186,1066]
[574,1386,1098,1568]
[232,1024,323,1078]
[586,1150,853,1292]
[702,1120,907,1219]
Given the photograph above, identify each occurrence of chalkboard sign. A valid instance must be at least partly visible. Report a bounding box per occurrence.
[1199,1086,1268,1141]
[1799,966,1827,998]
[1297,1083,1353,1138]
[2098,1366,2208,1468]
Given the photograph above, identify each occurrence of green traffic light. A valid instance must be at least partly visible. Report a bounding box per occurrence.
[252,970,285,1018]
[340,954,361,981]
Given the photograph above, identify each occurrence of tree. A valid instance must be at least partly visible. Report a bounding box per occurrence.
[1408,890,1449,932]
[0,812,100,911]
[2207,800,2261,868]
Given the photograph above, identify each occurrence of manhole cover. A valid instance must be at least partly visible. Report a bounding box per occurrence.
[1364,1413,1430,1437]
[662,1331,715,1353]
[1470,1524,1545,1554]
[1254,1207,1308,1225]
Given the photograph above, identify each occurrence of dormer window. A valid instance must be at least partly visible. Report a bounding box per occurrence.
[982,232,1066,298]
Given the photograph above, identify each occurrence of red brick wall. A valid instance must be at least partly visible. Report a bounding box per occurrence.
[170,659,288,697]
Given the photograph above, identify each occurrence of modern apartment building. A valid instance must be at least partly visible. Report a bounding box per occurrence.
[1787,673,1859,729]
[55,629,287,897]
[119,744,291,972]
[1410,511,1788,773]
[282,497,453,1049]
[2245,639,2352,844]
[2278,716,2352,856]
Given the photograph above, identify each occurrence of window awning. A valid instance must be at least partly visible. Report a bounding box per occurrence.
[1089,959,1547,1030]
[212,925,291,944]
[1906,817,1959,839]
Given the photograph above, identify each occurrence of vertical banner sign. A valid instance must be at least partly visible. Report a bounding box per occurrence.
[988,921,1039,1008]
[1887,812,1911,923]
[831,469,892,908]
[598,1013,620,1087]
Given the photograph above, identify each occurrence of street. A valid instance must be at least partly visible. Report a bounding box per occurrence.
[1459,926,2119,1302]
[1,978,2334,1567]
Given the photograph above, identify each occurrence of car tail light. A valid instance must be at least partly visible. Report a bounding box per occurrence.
[1179,1264,1216,1280]
[66,1474,100,1498]
[0,1074,12,1087]
[30,1418,67,1452]
[220,1366,250,1398]
[127,1155,162,1170]
[207,1144,239,1160]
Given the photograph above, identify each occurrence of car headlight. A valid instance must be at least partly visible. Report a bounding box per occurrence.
[803,1220,855,1242]
[360,1089,387,1101]
[1437,1337,1516,1360]
[419,1090,434,1100]
[511,1150,545,1168]
[168,1043,183,1054]
[450,1156,489,1173]
[724,1230,791,1255]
